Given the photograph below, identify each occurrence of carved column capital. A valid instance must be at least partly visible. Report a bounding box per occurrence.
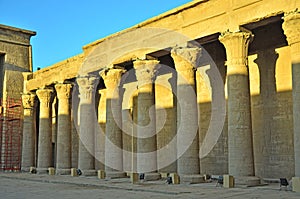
[283,10,300,45]
[219,31,253,75]
[36,88,54,108]
[55,83,73,100]
[77,75,99,103]
[133,59,160,87]
[22,93,36,109]
[100,68,125,99]
[171,46,201,85]
[171,46,202,72]
[100,68,125,88]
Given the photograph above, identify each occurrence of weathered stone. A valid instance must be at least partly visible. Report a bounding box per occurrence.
[36,88,54,173]
[55,83,73,175]
[219,31,254,177]
[100,68,126,178]
[171,46,200,177]
[134,60,160,176]
[77,75,99,176]
[12,0,300,182]
[223,175,234,188]
[283,10,300,177]
[21,93,36,172]
[97,170,105,179]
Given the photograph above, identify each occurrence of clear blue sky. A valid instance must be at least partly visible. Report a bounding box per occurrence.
[0,0,192,71]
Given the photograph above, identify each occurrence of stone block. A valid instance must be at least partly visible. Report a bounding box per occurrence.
[292,177,300,192]
[29,167,36,174]
[170,173,180,184]
[130,173,139,184]
[180,174,205,184]
[56,169,71,175]
[223,175,234,188]
[144,173,161,181]
[105,171,126,179]
[235,176,260,186]
[71,168,78,176]
[81,170,97,176]
[48,167,55,175]
[160,173,169,179]
[97,170,105,179]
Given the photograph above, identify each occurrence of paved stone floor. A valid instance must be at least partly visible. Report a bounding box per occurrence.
[0,172,300,199]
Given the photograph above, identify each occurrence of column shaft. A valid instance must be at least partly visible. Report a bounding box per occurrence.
[77,75,99,176]
[95,89,106,171]
[134,60,159,175]
[219,31,254,176]
[21,93,36,171]
[101,68,126,177]
[283,11,300,177]
[55,83,72,174]
[36,88,54,173]
[171,46,201,175]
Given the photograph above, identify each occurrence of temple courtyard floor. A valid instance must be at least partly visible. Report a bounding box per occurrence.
[0,172,300,199]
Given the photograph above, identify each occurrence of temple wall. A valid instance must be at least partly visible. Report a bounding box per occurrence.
[250,45,294,178]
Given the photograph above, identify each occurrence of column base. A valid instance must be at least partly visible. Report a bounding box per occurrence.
[180,174,205,184]
[56,168,71,175]
[144,173,161,181]
[292,177,300,192]
[36,168,48,174]
[21,167,31,172]
[234,176,260,187]
[105,171,126,179]
[71,168,79,177]
[80,169,97,176]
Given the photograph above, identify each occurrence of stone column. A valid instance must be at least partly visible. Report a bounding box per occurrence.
[55,83,72,175]
[36,88,54,173]
[100,68,126,178]
[219,31,255,177]
[21,93,36,172]
[134,59,161,180]
[95,89,106,171]
[171,46,202,183]
[283,11,300,177]
[77,75,99,176]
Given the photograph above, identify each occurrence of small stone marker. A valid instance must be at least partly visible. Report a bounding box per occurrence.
[48,167,55,175]
[223,175,234,188]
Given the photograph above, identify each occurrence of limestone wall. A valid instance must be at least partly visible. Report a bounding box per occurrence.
[0,24,35,99]
[25,54,84,92]
[249,45,294,179]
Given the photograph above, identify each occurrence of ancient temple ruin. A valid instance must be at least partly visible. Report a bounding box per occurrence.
[1,0,300,189]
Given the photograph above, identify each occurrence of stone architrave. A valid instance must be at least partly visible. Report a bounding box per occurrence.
[219,31,254,177]
[171,46,201,177]
[21,93,36,172]
[36,88,54,174]
[77,75,99,176]
[133,59,161,180]
[54,83,73,175]
[283,10,300,177]
[100,68,126,178]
